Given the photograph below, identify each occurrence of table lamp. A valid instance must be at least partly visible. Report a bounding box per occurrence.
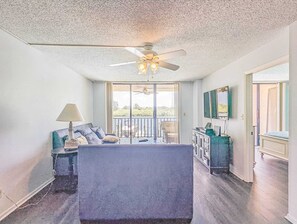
[56,103,84,148]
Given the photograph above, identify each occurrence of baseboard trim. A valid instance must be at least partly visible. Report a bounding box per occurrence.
[285,213,297,224]
[230,168,245,181]
[0,177,55,221]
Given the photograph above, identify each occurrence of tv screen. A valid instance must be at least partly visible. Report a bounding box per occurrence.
[210,90,217,119]
[204,92,211,118]
[217,86,229,119]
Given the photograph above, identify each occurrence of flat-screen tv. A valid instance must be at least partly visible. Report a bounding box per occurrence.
[203,86,231,120]
[217,86,229,119]
[204,92,211,118]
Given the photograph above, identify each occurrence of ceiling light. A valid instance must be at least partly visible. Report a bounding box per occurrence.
[137,57,159,77]
[138,60,147,74]
[150,62,159,74]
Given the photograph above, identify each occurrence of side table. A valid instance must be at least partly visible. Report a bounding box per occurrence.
[52,147,78,194]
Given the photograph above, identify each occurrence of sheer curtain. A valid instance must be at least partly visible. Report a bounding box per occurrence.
[106,82,113,133]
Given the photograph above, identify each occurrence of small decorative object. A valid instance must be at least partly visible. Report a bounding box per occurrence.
[205,122,212,129]
[214,125,221,136]
[56,104,84,149]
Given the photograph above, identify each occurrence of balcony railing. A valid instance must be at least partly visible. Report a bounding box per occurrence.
[113,117,176,138]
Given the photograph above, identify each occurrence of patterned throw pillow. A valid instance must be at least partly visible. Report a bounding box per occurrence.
[103,135,119,143]
[91,127,106,139]
[76,136,88,145]
[76,127,102,144]
[76,127,93,136]
[85,132,102,144]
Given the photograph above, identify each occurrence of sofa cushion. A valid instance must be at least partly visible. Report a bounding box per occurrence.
[91,127,106,139]
[78,144,193,222]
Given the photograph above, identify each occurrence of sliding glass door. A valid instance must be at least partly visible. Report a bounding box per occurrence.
[112,83,179,144]
[156,84,179,143]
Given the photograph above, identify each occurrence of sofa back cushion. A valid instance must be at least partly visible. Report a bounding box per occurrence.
[78,144,193,221]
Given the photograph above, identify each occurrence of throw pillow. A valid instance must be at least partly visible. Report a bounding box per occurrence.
[85,132,102,144]
[91,126,106,139]
[76,127,102,144]
[76,136,88,145]
[76,127,93,136]
[103,135,119,143]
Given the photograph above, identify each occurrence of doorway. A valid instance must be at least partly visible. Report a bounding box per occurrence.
[245,60,289,182]
[112,83,179,144]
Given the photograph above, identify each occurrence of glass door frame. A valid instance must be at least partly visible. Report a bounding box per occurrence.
[112,82,179,144]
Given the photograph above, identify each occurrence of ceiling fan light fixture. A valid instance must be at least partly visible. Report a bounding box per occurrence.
[138,60,147,74]
[150,62,159,74]
[109,44,185,80]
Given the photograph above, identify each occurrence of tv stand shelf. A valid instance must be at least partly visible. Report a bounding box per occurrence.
[192,129,230,174]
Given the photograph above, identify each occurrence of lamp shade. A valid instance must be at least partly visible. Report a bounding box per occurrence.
[56,104,84,122]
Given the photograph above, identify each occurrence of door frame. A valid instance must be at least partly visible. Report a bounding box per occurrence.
[244,56,289,182]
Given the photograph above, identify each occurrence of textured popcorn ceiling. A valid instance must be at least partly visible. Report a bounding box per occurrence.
[0,0,297,81]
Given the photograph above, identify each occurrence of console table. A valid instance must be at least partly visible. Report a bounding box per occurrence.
[192,129,230,174]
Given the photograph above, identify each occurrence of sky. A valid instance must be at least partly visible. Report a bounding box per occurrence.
[114,91,175,108]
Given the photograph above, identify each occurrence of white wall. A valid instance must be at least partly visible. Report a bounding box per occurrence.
[200,27,289,179]
[0,29,93,219]
[93,81,107,130]
[287,21,297,224]
[179,82,194,144]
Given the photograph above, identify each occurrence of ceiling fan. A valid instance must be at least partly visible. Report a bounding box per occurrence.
[29,41,186,77]
[109,42,186,74]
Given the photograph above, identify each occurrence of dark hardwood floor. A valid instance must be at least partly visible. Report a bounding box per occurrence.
[2,151,289,224]
[192,151,289,224]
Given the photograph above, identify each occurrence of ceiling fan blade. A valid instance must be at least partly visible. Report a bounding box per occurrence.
[125,47,145,57]
[157,49,186,61]
[159,61,180,71]
[109,61,136,67]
